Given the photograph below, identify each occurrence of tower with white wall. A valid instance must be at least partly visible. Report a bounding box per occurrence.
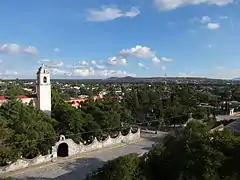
[36,64,51,116]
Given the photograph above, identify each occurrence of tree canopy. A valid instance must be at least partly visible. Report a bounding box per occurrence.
[0,98,56,165]
[1,82,239,171]
[86,121,240,180]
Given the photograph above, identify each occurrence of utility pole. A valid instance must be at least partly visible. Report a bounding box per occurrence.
[164,72,167,90]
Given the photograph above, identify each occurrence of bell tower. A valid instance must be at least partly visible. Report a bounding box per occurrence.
[36,64,51,116]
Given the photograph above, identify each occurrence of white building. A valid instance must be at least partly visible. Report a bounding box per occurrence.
[36,64,51,116]
[0,64,52,116]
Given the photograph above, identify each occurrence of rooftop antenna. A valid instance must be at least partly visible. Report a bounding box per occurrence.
[164,71,168,91]
[164,72,167,85]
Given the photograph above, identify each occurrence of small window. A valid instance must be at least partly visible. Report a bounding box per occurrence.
[43,76,47,83]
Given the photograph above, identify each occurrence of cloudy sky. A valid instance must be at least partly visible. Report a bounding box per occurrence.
[0,0,239,79]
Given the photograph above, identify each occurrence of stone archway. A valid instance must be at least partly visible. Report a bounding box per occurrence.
[57,143,69,157]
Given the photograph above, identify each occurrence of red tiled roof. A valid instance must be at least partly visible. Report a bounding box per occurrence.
[0,94,37,101]
[65,98,88,102]
[0,96,6,100]
[16,94,37,99]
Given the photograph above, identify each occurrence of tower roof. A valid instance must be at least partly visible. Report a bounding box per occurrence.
[37,64,49,74]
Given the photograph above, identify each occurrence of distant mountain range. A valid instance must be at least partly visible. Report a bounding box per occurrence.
[104,76,238,84]
[2,76,240,84]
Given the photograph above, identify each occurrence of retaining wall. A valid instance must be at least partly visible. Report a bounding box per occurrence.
[210,124,224,133]
[0,128,140,174]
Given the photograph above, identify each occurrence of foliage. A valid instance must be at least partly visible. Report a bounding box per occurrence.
[1,81,239,169]
[86,121,240,180]
[0,99,56,165]
[86,154,143,180]
[143,122,240,180]
[0,83,29,97]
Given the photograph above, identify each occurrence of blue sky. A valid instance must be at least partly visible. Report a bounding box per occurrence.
[0,0,239,79]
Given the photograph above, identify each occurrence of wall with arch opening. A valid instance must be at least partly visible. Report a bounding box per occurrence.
[51,128,140,158]
[0,128,140,174]
[57,143,69,157]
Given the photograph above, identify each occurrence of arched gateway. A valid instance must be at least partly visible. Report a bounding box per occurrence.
[57,143,69,157]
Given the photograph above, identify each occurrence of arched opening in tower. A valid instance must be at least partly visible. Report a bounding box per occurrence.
[57,143,69,157]
[43,76,47,83]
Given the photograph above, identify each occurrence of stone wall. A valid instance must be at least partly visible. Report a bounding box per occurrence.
[0,154,53,173]
[210,124,224,133]
[0,128,140,174]
[51,127,140,157]
[140,129,169,135]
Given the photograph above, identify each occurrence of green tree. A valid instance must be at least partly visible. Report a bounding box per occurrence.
[143,121,237,180]
[86,154,143,180]
[0,99,56,160]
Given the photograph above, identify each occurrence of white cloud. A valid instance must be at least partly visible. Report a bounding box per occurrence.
[95,64,107,69]
[0,70,18,76]
[108,56,127,66]
[53,48,60,52]
[99,69,136,77]
[161,57,173,62]
[23,46,38,55]
[119,45,173,64]
[208,67,240,79]
[70,59,134,77]
[68,60,107,70]
[207,22,220,29]
[201,16,211,23]
[125,7,140,17]
[78,60,107,69]
[51,68,72,76]
[138,62,148,69]
[38,59,64,68]
[73,67,95,76]
[179,71,201,77]
[79,60,89,66]
[176,67,240,79]
[0,43,38,55]
[66,65,84,69]
[120,45,155,59]
[91,60,108,69]
[152,57,161,63]
[0,44,20,54]
[219,16,228,19]
[86,6,140,22]
[153,62,167,70]
[154,0,234,11]
[138,62,145,68]
[91,60,96,65]
[0,59,3,63]
[71,67,135,77]
[179,72,187,77]
[161,65,166,71]
[194,16,221,30]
